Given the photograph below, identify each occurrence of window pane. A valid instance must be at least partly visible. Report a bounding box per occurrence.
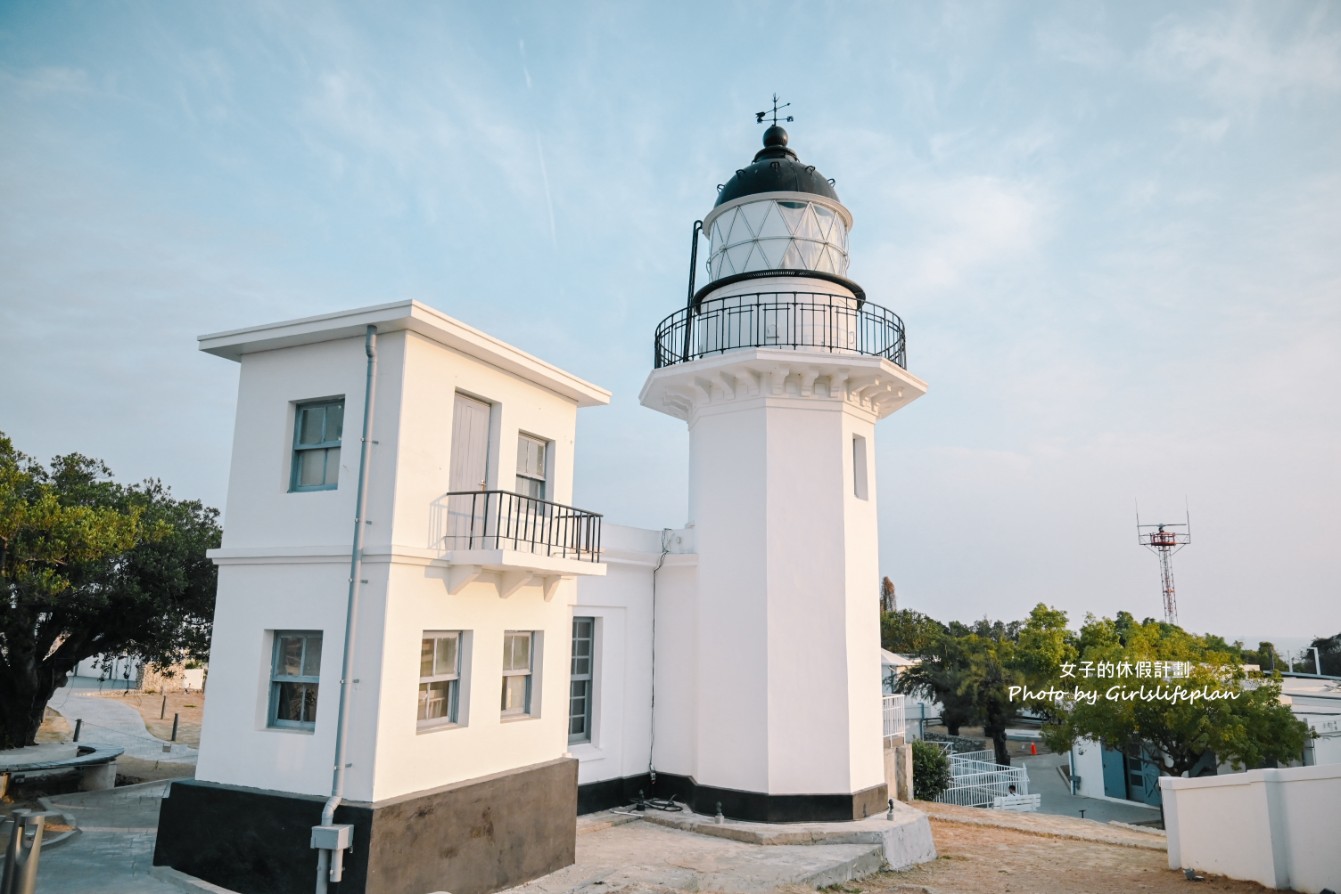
[517,435,546,478]
[301,635,322,676]
[276,682,318,722]
[297,451,325,488]
[327,402,344,440]
[278,635,304,676]
[323,447,340,485]
[504,632,531,672]
[420,638,434,677]
[435,635,458,675]
[419,680,453,722]
[515,476,544,500]
[299,406,324,445]
[501,675,528,713]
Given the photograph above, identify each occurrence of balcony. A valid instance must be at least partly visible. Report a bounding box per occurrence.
[437,490,604,596]
[654,290,907,370]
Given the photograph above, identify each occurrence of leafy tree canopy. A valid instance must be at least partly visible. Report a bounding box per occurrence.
[1040,615,1312,777]
[0,434,220,748]
[880,592,1313,777]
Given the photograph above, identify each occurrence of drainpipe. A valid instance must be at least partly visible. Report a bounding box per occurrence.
[314,325,378,894]
[680,221,702,363]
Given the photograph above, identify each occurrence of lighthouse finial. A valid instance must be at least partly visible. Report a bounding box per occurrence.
[754,93,794,127]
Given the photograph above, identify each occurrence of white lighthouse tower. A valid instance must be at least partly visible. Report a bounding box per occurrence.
[640,121,927,820]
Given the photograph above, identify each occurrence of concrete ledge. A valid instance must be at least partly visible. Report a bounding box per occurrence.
[640,800,937,871]
[149,866,244,893]
[0,743,124,795]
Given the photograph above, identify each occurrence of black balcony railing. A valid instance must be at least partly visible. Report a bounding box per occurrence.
[653,291,906,369]
[442,490,602,563]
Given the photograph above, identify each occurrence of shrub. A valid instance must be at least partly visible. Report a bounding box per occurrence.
[911,740,951,801]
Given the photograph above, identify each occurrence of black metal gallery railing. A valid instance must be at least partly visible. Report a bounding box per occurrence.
[653,291,907,369]
[442,490,602,563]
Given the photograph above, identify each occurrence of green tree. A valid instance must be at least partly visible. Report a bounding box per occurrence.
[910,739,950,801]
[961,630,1017,765]
[0,435,220,748]
[880,609,942,656]
[893,619,982,736]
[879,576,896,613]
[1041,615,1312,777]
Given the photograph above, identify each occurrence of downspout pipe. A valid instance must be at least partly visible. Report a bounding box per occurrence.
[316,324,378,893]
[680,220,702,363]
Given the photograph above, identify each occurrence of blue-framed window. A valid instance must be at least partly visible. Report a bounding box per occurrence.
[291,398,344,491]
[501,631,534,717]
[269,631,322,730]
[569,617,594,743]
[419,632,462,728]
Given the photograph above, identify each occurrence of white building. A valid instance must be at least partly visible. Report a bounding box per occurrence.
[155,125,927,894]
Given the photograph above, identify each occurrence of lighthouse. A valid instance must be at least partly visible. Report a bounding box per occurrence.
[640,122,927,820]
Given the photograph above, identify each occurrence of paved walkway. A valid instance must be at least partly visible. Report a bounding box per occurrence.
[28,781,187,894]
[1017,752,1162,825]
[44,683,198,763]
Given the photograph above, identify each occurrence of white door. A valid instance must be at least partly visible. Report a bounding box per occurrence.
[447,394,491,547]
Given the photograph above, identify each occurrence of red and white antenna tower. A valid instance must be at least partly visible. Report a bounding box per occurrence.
[1136,505,1191,626]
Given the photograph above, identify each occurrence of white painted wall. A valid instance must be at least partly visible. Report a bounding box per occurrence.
[572,524,697,790]
[640,331,925,800]
[196,559,361,798]
[217,335,380,551]
[197,302,609,805]
[367,563,576,801]
[1070,738,1106,799]
[1162,763,1341,893]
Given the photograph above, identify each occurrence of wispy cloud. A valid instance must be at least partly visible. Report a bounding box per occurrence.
[894,175,1054,291]
[1144,5,1341,110]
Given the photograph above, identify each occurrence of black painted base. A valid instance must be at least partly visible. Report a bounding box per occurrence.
[154,758,577,894]
[578,772,887,823]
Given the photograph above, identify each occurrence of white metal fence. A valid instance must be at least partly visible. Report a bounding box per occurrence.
[934,749,1030,808]
[882,694,906,742]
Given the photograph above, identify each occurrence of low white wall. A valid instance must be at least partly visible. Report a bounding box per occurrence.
[1161,762,1341,893]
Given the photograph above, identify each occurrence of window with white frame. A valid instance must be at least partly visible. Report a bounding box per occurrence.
[515,434,547,501]
[501,631,534,716]
[418,632,462,728]
[569,617,594,743]
[270,631,322,729]
[292,398,344,491]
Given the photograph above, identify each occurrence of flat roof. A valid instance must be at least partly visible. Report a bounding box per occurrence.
[199,300,610,408]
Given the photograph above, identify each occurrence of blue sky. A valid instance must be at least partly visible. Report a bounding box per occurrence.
[2,1,1338,645]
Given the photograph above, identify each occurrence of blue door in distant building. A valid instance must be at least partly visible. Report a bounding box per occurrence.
[1101,746,1126,799]
[1099,744,1162,805]
[1126,747,1162,806]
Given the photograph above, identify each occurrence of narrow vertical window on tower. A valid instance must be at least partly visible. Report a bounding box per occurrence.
[291,398,344,491]
[516,434,548,501]
[569,617,594,743]
[853,435,869,500]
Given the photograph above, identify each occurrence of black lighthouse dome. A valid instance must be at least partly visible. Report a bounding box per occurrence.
[715,125,840,206]
[701,126,854,288]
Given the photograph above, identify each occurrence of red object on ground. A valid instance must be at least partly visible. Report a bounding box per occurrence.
[1030,742,1038,755]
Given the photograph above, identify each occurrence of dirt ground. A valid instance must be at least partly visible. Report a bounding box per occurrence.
[842,817,1271,894]
[82,688,204,747]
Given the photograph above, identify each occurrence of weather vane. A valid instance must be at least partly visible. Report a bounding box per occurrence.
[755,93,794,126]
